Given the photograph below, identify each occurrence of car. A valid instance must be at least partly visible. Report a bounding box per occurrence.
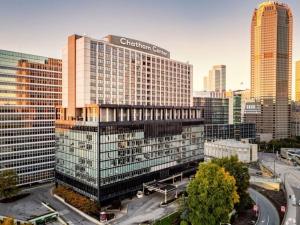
[291,195,296,206]
[136,191,144,198]
[256,171,263,176]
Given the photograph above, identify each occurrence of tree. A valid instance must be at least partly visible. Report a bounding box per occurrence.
[212,156,250,210]
[0,169,19,199]
[187,162,239,225]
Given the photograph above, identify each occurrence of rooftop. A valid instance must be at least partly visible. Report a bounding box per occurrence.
[206,139,254,148]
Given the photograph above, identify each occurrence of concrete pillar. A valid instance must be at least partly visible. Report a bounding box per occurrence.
[164,189,167,203]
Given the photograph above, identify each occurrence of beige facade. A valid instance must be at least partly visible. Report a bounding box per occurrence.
[296,61,300,101]
[204,139,258,163]
[203,65,226,93]
[62,34,193,120]
[250,2,293,139]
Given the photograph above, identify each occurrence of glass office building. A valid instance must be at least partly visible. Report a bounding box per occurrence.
[193,97,229,124]
[251,2,293,139]
[56,105,204,203]
[56,34,203,203]
[204,123,256,142]
[0,50,62,185]
[229,94,242,124]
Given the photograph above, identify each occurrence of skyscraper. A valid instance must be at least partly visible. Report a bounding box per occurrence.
[0,50,62,185]
[203,65,226,93]
[248,2,293,140]
[296,61,300,101]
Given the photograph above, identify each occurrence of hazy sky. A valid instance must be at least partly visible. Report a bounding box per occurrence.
[0,0,299,92]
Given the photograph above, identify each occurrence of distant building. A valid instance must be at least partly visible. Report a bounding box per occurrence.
[227,89,251,124]
[228,94,241,124]
[204,123,256,142]
[204,139,258,163]
[250,2,293,140]
[243,98,292,142]
[291,101,300,137]
[296,61,300,102]
[193,91,225,98]
[193,96,229,125]
[203,65,226,93]
[203,76,208,91]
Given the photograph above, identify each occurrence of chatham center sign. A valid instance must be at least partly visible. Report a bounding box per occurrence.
[105,35,170,58]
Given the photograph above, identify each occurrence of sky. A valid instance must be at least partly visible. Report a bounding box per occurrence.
[0,0,299,93]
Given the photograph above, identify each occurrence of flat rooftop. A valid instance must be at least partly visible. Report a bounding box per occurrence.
[206,139,254,148]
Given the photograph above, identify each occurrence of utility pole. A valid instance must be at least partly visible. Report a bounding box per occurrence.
[273,159,276,178]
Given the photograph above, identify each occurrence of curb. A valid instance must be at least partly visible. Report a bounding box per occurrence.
[260,160,288,224]
[249,188,262,225]
[50,187,102,225]
[41,202,68,225]
[281,182,288,225]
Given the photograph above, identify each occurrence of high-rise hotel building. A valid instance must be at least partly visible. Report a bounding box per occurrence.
[0,50,62,185]
[246,2,293,140]
[55,35,204,203]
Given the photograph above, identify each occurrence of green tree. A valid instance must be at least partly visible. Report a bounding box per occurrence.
[212,156,250,210]
[0,169,19,199]
[187,162,239,225]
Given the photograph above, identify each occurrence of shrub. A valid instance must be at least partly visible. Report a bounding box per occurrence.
[54,185,100,217]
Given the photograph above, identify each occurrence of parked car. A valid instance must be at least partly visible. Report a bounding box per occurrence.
[136,191,144,198]
[291,195,296,206]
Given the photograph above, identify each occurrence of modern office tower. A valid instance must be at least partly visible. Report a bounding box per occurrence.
[226,90,248,125]
[250,2,293,140]
[203,65,226,93]
[55,34,204,203]
[0,50,62,185]
[291,101,300,136]
[203,76,208,91]
[296,61,300,101]
[226,89,251,124]
[193,96,229,124]
[204,123,256,142]
[228,94,241,124]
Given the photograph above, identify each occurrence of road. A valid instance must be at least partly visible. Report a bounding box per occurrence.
[112,192,177,225]
[249,188,280,225]
[260,153,299,225]
[0,183,96,225]
[112,179,188,225]
[32,184,96,225]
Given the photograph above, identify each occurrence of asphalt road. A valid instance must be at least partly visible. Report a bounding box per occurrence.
[260,153,299,225]
[291,187,300,225]
[112,179,188,225]
[0,183,96,225]
[249,188,280,225]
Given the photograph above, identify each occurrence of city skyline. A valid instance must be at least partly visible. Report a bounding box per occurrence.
[0,0,299,95]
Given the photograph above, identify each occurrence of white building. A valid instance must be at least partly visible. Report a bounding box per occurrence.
[193,91,225,98]
[62,34,193,114]
[204,139,258,163]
